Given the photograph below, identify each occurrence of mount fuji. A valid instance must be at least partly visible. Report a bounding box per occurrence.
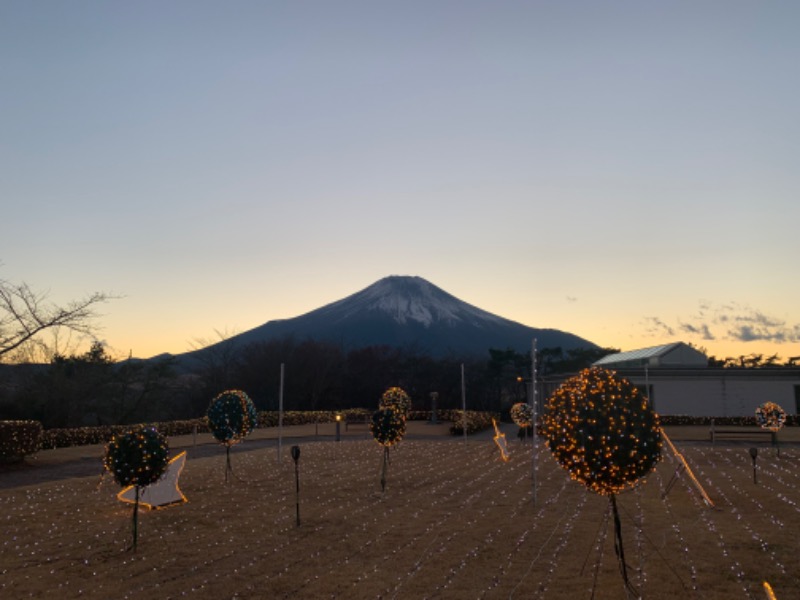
[182,275,596,359]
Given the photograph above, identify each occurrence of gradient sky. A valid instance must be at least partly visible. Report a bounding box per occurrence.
[2,1,798,362]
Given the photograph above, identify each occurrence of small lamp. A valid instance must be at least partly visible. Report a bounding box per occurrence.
[748,447,758,484]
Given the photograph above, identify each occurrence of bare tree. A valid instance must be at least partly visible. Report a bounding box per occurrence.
[0,275,113,361]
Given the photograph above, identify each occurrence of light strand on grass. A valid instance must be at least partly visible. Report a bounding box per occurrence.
[508,492,589,599]
[688,447,761,597]
[701,448,789,577]
[480,461,566,597]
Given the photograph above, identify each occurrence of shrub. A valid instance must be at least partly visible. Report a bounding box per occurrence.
[0,420,43,462]
[448,410,499,435]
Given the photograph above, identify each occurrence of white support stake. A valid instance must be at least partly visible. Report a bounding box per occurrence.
[278,362,285,462]
[531,338,538,508]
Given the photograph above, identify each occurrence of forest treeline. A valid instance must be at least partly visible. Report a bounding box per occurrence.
[0,338,612,429]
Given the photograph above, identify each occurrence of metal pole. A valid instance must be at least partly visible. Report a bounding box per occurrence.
[531,338,538,508]
[278,363,284,462]
[291,446,301,526]
[461,363,467,446]
[749,447,758,485]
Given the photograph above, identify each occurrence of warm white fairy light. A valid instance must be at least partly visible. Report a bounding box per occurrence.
[755,402,787,432]
[4,433,800,598]
[687,446,780,596]
[701,448,790,577]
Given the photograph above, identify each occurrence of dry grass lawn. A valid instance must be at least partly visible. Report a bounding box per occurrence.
[1,423,799,599]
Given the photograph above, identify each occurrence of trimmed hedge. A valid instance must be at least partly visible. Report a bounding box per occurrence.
[659,414,800,427]
[0,420,43,462]
[37,410,386,449]
[39,419,208,450]
[448,410,500,435]
[33,411,792,450]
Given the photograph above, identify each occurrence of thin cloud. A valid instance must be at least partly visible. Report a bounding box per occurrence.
[679,321,715,340]
[727,323,800,343]
[642,316,675,337]
[645,302,799,345]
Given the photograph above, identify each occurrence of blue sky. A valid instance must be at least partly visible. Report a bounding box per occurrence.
[2,1,798,361]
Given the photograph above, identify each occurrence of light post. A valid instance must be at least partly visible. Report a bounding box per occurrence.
[749,447,758,484]
[513,338,540,506]
[335,414,342,442]
[291,445,301,527]
[531,339,538,507]
[429,392,439,424]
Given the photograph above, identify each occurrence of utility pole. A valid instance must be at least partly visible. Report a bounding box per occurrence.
[531,338,538,507]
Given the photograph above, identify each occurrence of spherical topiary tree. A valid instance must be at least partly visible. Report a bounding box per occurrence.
[207,389,257,482]
[371,407,406,493]
[542,367,661,594]
[510,402,533,428]
[379,387,412,420]
[510,402,534,441]
[755,401,786,432]
[371,407,406,447]
[103,426,169,550]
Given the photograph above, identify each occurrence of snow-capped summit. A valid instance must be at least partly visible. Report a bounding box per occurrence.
[185,275,596,358]
[320,275,504,328]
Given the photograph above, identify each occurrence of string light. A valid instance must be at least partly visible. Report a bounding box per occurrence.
[103,426,169,488]
[510,403,533,428]
[102,426,170,550]
[206,390,257,446]
[542,367,662,496]
[378,387,412,420]
[3,430,800,597]
[116,451,188,509]
[755,402,787,432]
[0,420,42,461]
[661,429,715,507]
[370,408,406,448]
[492,419,510,461]
[370,407,406,492]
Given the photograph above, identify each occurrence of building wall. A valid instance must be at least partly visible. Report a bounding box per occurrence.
[541,369,800,418]
[646,377,723,416]
[624,371,800,417]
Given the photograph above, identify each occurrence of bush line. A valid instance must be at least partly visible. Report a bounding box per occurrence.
[3,412,796,456]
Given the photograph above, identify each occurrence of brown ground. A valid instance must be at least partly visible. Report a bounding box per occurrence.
[1,422,798,599]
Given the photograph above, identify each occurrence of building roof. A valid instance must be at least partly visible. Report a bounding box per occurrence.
[593,342,708,368]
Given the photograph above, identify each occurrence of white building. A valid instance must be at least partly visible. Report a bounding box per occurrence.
[542,342,800,418]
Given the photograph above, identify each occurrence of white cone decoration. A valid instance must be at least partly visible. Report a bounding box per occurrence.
[117,451,188,509]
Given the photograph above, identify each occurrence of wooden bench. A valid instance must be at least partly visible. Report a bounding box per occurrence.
[709,423,776,445]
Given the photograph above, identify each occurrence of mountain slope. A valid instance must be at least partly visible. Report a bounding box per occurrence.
[181,275,596,360]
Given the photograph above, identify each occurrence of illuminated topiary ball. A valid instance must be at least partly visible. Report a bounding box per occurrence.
[104,426,169,488]
[370,408,406,447]
[542,367,662,496]
[755,402,786,432]
[510,402,533,428]
[379,387,412,420]
[207,390,257,446]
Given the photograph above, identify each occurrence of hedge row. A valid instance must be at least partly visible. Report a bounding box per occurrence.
[39,419,208,450]
[659,415,800,427]
[0,420,43,462]
[28,409,434,451]
[7,411,796,456]
[448,410,500,435]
